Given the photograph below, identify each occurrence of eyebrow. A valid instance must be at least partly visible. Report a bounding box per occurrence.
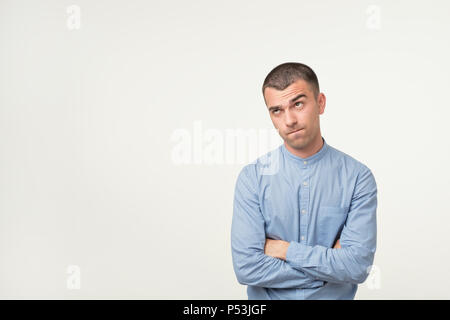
[268,93,306,112]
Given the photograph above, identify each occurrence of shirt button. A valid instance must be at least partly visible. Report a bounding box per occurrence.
[303,161,308,165]
[301,209,306,214]
[301,236,305,241]
[303,181,308,186]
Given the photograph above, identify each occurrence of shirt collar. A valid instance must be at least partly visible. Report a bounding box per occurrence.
[280,136,329,166]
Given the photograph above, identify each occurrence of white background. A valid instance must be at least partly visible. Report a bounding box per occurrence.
[1,0,449,299]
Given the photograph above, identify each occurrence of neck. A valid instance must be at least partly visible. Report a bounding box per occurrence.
[284,133,324,159]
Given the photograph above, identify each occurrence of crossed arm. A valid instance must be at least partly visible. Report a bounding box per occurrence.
[231,164,377,288]
[264,238,341,261]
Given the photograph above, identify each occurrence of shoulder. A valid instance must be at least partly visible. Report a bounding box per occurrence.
[327,145,377,193]
[236,145,282,184]
[327,144,373,175]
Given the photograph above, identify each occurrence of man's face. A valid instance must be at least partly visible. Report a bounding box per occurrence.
[264,79,325,150]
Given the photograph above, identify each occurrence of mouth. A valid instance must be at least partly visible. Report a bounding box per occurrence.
[288,128,304,135]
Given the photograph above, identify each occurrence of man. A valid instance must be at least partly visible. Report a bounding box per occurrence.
[231,62,377,299]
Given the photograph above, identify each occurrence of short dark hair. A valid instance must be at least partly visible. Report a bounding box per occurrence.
[262,62,320,101]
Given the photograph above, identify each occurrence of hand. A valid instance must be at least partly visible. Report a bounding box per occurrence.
[333,238,341,249]
[264,238,290,260]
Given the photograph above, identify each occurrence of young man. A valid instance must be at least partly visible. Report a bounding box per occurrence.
[231,62,377,299]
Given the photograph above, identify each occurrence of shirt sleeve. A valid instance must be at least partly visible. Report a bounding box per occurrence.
[285,165,377,284]
[231,164,325,289]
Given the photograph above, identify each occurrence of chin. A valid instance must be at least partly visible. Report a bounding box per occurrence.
[287,137,309,149]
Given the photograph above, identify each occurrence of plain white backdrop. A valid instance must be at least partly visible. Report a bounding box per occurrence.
[1,0,450,299]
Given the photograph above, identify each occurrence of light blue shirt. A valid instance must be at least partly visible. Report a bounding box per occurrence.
[231,137,377,299]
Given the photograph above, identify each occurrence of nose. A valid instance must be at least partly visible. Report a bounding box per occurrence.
[284,109,297,127]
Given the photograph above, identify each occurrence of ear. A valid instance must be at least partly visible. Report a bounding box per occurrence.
[317,93,326,115]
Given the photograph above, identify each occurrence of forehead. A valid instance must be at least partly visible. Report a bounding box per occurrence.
[264,79,312,106]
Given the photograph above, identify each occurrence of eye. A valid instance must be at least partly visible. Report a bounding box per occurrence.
[272,109,280,115]
[295,101,304,108]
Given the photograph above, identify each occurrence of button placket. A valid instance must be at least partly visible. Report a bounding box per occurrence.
[299,167,310,243]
